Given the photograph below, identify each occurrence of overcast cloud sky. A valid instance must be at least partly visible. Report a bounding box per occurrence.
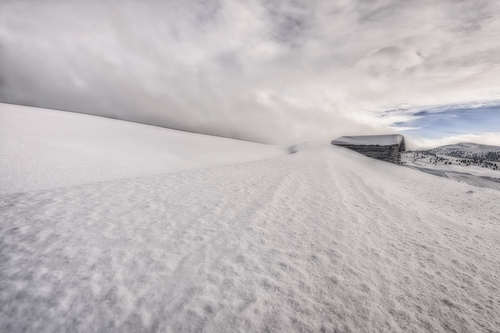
[1,0,500,148]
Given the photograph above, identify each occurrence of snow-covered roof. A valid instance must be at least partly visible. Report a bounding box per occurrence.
[332,134,405,146]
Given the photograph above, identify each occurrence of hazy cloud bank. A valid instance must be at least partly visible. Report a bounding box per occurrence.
[1,0,499,145]
[411,133,500,150]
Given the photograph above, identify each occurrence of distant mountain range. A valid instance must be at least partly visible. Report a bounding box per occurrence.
[429,142,500,162]
[402,142,500,189]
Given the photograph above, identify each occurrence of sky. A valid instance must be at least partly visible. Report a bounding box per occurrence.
[0,0,499,148]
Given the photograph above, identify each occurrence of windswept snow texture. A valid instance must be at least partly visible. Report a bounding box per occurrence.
[1,105,500,332]
[332,134,404,146]
[405,165,500,191]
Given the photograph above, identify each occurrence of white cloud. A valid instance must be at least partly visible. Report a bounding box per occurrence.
[355,46,426,75]
[0,0,499,144]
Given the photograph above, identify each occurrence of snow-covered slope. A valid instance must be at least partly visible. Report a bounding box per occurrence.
[0,104,288,195]
[402,144,500,190]
[1,104,500,332]
[402,159,500,190]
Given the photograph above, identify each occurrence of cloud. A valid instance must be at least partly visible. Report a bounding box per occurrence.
[0,0,499,144]
[355,46,426,75]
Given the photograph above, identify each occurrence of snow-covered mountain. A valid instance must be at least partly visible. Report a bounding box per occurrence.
[402,142,500,190]
[1,103,500,332]
[430,142,500,162]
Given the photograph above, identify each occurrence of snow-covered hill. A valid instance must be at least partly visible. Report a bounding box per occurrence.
[402,142,500,190]
[430,142,500,162]
[0,104,288,195]
[1,104,500,332]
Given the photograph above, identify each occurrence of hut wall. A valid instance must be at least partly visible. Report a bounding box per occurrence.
[338,145,401,164]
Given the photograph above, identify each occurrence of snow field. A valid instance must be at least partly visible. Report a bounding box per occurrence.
[0,103,288,195]
[402,152,500,191]
[1,105,500,332]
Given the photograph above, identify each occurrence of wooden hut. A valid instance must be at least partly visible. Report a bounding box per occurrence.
[331,134,406,165]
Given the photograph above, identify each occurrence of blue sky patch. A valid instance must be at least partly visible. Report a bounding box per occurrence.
[398,106,500,139]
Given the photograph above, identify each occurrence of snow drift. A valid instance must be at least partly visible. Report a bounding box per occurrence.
[1,104,499,332]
